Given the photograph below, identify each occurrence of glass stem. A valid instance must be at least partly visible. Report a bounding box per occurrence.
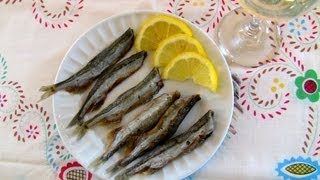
[249,17,261,35]
[239,16,263,48]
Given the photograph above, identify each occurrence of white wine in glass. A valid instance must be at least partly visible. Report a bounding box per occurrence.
[217,0,319,67]
[239,0,318,21]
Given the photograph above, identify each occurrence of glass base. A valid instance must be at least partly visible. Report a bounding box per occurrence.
[217,7,278,67]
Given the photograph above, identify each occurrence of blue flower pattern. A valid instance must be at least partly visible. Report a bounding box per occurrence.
[289,18,308,36]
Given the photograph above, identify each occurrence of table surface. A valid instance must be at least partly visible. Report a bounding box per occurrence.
[0,0,319,180]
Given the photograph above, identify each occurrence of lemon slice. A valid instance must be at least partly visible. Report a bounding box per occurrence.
[153,34,206,67]
[162,52,218,92]
[135,15,192,51]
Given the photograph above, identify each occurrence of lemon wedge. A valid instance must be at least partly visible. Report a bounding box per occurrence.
[135,15,192,51]
[162,52,218,92]
[153,34,206,67]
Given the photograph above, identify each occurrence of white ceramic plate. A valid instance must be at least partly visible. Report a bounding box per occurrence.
[53,10,234,180]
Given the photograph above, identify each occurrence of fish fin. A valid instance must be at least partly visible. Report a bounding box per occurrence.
[38,85,56,101]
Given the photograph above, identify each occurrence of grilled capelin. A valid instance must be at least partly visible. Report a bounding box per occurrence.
[75,68,163,138]
[90,92,180,168]
[115,110,215,180]
[109,95,201,172]
[67,51,147,128]
[39,28,134,101]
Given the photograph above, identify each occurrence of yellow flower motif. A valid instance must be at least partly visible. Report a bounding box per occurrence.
[192,0,206,6]
[271,77,286,93]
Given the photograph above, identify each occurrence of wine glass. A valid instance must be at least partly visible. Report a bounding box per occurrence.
[217,0,319,67]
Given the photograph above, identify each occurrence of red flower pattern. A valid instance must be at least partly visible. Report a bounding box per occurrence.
[25,125,40,139]
[0,94,8,108]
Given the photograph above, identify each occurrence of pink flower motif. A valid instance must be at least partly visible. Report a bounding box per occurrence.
[0,94,8,108]
[25,125,40,139]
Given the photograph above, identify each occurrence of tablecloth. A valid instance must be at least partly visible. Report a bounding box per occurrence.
[0,0,319,179]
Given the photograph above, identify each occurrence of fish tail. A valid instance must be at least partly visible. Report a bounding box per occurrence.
[89,150,114,169]
[114,173,129,180]
[38,85,56,102]
[74,124,88,140]
[67,112,81,128]
[89,157,105,170]
[106,160,122,173]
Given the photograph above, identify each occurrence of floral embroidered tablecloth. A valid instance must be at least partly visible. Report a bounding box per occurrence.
[0,0,319,179]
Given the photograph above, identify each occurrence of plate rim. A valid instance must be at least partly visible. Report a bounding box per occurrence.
[52,10,234,179]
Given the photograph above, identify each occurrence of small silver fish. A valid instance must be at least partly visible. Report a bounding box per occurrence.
[75,68,163,138]
[115,110,215,180]
[67,51,147,128]
[39,28,134,101]
[109,95,201,172]
[90,92,181,168]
